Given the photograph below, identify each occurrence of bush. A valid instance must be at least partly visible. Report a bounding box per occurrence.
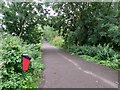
[43,26,65,47]
[0,34,44,89]
[67,45,96,56]
[66,44,120,70]
[43,26,57,42]
[51,36,64,47]
[67,44,117,60]
[96,44,116,60]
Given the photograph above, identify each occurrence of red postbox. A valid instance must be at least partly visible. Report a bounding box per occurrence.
[22,54,32,71]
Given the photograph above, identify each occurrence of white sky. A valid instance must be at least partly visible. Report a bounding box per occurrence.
[45,6,57,16]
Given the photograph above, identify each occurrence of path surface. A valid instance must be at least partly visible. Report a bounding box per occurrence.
[40,41,118,88]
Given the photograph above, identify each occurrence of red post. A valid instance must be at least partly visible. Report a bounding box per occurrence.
[22,57,30,71]
[22,54,32,78]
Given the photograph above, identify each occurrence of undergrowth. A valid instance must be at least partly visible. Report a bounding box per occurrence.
[64,44,120,70]
[0,34,44,89]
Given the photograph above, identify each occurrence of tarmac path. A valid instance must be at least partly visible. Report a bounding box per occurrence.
[40,40,119,88]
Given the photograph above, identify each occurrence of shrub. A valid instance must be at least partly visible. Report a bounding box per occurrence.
[67,44,117,60]
[67,45,96,56]
[0,34,44,89]
[43,26,57,42]
[66,44,120,70]
[43,26,64,48]
[51,36,64,47]
[96,44,116,60]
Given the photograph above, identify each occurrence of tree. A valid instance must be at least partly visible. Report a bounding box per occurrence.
[45,2,119,49]
[1,2,44,43]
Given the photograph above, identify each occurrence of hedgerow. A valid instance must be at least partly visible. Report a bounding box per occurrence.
[0,34,44,89]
